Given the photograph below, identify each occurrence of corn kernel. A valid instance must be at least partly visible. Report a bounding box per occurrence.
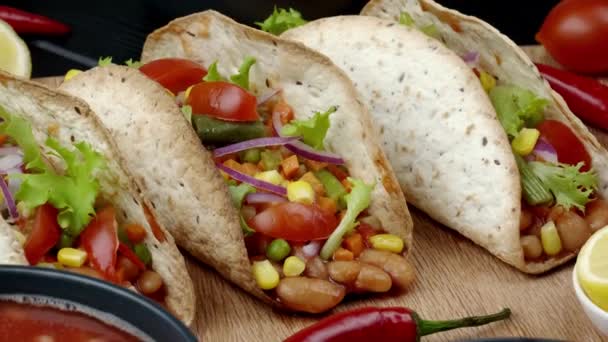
[64,69,82,81]
[57,248,88,268]
[283,256,306,277]
[287,180,315,205]
[255,170,285,186]
[479,70,496,93]
[252,260,280,290]
[540,221,562,256]
[184,85,194,100]
[369,234,404,253]
[512,128,540,156]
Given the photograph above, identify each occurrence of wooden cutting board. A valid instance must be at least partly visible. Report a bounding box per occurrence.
[35,46,605,341]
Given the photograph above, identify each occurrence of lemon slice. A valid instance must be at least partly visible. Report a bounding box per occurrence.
[577,226,608,311]
[0,19,31,78]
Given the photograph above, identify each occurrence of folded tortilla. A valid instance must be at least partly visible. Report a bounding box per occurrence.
[59,10,413,307]
[283,6,608,273]
[0,71,196,324]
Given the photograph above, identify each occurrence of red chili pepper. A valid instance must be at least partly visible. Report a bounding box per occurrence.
[0,6,70,35]
[536,63,608,131]
[284,306,511,342]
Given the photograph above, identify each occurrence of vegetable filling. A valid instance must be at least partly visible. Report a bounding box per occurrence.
[137,56,414,313]
[0,106,166,302]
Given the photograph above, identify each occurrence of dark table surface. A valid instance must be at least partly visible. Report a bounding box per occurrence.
[4,0,559,77]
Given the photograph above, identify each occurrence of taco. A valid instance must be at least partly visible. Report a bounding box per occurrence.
[0,71,195,324]
[281,6,608,274]
[59,10,415,313]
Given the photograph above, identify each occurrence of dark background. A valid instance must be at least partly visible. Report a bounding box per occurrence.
[4,0,560,77]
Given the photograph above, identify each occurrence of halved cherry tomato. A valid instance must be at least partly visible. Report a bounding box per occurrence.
[537,119,592,171]
[536,0,608,74]
[80,207,118,280]
[248,202,338,241]
[139,58,207,94]
[24,204,61,265]
[187,81,259,122]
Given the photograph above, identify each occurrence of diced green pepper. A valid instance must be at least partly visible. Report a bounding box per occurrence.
[134,243,152,266]
[261,150,282,171]
[315,169,347,202]
[191,115,266,145]
[57,232,74,249]
[240,148,261,164]
[117,226,131,247]
[514,154,553,206]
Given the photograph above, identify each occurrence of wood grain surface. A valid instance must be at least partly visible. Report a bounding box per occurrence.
[34,46,605,341]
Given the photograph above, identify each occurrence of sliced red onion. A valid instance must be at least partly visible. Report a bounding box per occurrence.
[532,138,558,164]
[213,136,299,158]
[245,192,287,204]
[0,154,23,171]
[0,176,18,220]
[0,147,23,156]
[285,141,345,165]
[302,240,322,258]
[216,162,287,196]
[462,51,480,66]
[257,88,282,106]
[272,105,284,136]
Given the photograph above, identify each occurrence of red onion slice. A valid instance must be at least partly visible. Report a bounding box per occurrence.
[245,192,287,204]
[0,176,18,220]
[216,162,287,196]
[0,147,22,156]
[301,240,322,259]
[285,141,345,165]
[532,138,558,164]
[462,51,480,66]
[272,106,284,136]
[0,154,23,171]
[213,136,300,158]
[257,88,281,106]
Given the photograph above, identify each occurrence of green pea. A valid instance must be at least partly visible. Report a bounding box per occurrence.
[266,239,291,261]
[134,243,152,265]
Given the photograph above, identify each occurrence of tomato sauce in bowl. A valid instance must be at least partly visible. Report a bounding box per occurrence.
[0,295,149,342]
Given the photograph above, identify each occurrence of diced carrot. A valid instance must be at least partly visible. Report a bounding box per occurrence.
[299,172,325,195]
[223,159,244,173]
[273,101,295,125]
[281,155,300,179]
[241,163,260,176]
[327,164,348,181]
[0,135,8,146]
[341,178,352,192]
[318,196,337,215]
[357,223,377,248]
[304,159,328,172]
[333,248,354,261]
[343,233,364,257]
[126,224,147,243]
[214,152,238,164]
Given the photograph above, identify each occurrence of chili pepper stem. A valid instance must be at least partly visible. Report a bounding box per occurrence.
[416,308,511,337]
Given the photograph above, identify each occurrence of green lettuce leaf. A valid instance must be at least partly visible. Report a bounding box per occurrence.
[0,106,47,172]
[528,161,597,211]
[228,183,256,209]
[420,24,440,39]
[98,56,113,67]
[125,59,142,68]
[281,106,337,150]
[202,61,224,82]
[489,85,549,137]
[399,12,415,27]
[255,7,307,35]
[229,56,256,90]
[320,178,374,260]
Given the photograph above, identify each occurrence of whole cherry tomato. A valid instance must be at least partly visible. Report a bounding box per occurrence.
[536,0,608,74]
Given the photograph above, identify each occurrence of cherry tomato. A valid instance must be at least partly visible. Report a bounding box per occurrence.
[248,202,338,241]
[80,207,119,280]
[24,204,61,265]
[536,0,608,74]
[537,120,591,171]
[139,58,207,94]
[187,81,259,122]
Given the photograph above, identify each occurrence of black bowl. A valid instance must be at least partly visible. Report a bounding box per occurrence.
[0,265,196,341]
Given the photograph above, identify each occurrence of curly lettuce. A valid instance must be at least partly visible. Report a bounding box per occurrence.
[281,106,337,150]
[255,7,307,35]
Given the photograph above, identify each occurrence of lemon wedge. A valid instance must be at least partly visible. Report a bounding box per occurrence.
[577,226,608,311]
[0,19,31,78]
